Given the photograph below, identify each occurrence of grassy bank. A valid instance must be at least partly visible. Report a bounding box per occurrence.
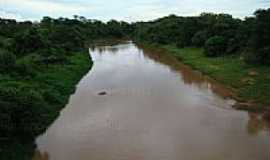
[0,51,92,160]
[142,43,270,110]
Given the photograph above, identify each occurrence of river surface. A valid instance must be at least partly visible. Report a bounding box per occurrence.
[33,42,270,160]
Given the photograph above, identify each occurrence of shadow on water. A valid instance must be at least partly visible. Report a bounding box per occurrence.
[247,112,270,135]
[89,41,132,54]
[32,150,49,160]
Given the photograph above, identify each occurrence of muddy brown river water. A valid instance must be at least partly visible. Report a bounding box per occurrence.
[33,42,270,160]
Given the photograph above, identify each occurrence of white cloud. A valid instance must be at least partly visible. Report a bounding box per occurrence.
[1,0,91,20]
[3,0,88,13]
[0,10,24,21]
[122,3,171,22]
[0,0,269,21]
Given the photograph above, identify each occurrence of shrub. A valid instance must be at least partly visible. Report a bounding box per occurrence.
[245,9,270,65]
[37,48,67,64]
[0,38,14,51]
[0,100,15,136]
[15,58,36,76]
[13,28,46,56]
[226,38,240,54]
[42,88,63,105]
[0,49,16,72]
[192,31,208,47]
[0,86,49,137]
[204,36,227,56]
[244,47,270,65]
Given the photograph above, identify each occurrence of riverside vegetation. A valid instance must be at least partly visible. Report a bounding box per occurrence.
[0,16,131,159]
[0,8,270,160]
[132,8,270,108]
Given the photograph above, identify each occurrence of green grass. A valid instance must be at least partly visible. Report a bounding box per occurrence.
[142,43,270,107]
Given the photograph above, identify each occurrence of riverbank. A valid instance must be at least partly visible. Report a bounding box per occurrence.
[140,43,270,111]
[0,51,92,160]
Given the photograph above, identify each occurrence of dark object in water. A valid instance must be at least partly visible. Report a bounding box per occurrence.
[98,91,107,95]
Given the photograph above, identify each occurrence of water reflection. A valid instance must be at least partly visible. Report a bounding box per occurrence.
[90,42,132,54]
[140,44,270,135]
[33,42,270,160]
[247,112,270,135]
[139,44,233,99]
[32,151,49,160]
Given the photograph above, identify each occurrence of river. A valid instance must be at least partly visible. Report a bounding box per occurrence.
[33,42,270,160]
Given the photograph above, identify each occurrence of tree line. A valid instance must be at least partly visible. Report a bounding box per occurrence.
[132,8,270,65]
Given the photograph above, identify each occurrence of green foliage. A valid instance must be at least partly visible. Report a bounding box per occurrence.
[251,9,270,50]
[0,138,35,160]
[192,30,208,47]
[12,28,46,56]
[0,53,91,142]
[0,37,13,50]
[15,55,37,76]
[0,49,16,72]
[0,83,48,135]
[133,13,240,49]
[133,8,270,65]
[36,48,68,64]
[161,45,270,105]
[245,47,270,65]
[0,16,130,140]
[106,20,125,38]
[244,8,270,65]
[47,25,84,51]
[226,38,240,54]
[0,15,123,158]
[204,36,227,57]
[0,18,32,38]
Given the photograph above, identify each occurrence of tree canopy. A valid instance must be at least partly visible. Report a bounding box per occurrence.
[132,8,270,65]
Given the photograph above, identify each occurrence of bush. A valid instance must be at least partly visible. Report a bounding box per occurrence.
[245,9,270,65]
[0,85,49,137]
[244,46,270,65]
[192,31,208,47]
[13,28,46,56]
[204,36,227,56]
[0,49,16,72]
[42,87,63,105]
[15,58,36,76]
[37,48,67,64]
[0,38,14,51]
[0,100,15,136]
[226,38,240,54]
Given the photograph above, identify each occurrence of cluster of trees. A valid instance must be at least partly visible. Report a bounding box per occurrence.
[0,16,132,138]
[132,8,270,65]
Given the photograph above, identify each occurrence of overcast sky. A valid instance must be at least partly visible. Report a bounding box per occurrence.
[1,0,270,22]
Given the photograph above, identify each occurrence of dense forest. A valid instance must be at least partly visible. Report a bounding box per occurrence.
[0,7,270,160]
[133,8,270,65]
